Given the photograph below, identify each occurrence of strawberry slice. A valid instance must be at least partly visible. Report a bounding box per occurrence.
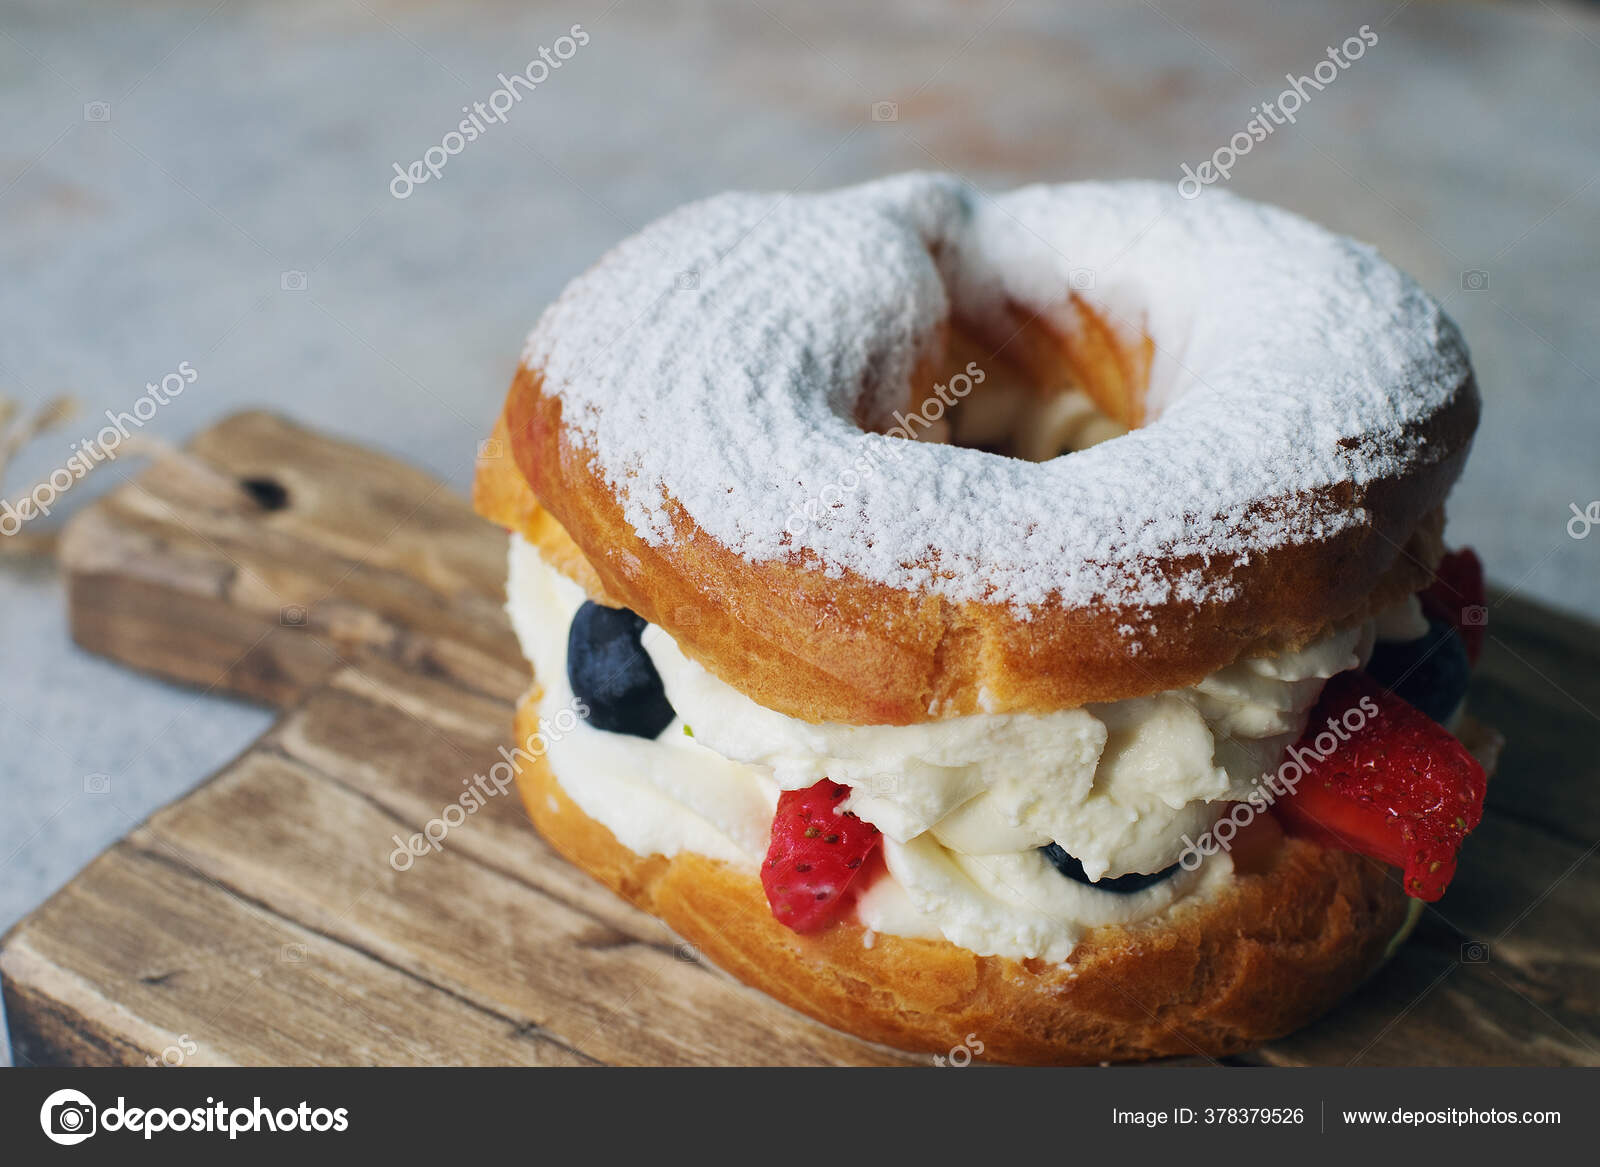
[1274,670,1486,901]
[762,779,882,932]
[1420,547,1486,664]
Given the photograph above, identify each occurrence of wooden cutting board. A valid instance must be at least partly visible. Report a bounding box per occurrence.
[3,412,1596,1066]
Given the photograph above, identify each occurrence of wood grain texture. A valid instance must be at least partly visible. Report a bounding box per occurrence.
[58,410,526,707]
[3,412,1596,1065]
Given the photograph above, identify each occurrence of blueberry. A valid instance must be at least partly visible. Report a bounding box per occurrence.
[1364,618,1471,724]
[566,601,676,739]
[1040,843,1179,893]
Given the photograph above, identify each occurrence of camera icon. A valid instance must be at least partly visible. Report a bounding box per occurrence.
[1461,269,1489,291]
[1461,940,1490,964]
[280,604,307,627]
[280,270,308,292]
[870,100,899,122]
[674,270,699,292]
[858,772,901,796]
[83,772,111,796]
[51,1101,94,1134]
[40,1089,97,1145]
[1069,268,1097,292]
[1461,605,1489,628]
[280,942,307,964]
[477,438,504,459]
[83,101,111,123]
[675,941,701,963]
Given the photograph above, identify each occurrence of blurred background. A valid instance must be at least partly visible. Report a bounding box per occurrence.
[1,0,1597,1060]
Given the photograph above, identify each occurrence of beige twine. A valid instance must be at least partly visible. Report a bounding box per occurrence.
[1,395,254,563]
[0,394,79,559]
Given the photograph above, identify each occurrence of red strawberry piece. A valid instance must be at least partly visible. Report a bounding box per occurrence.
[1420,547,1487,664]
[1273,670,1486,901]
[762,779,882,933]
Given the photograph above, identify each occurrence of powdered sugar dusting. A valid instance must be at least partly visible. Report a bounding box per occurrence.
[521,173,1472,612]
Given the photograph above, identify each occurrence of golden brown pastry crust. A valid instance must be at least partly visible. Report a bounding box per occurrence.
[474,413,614,603]
[513,695,1423,1065]
[478,387,1456,726]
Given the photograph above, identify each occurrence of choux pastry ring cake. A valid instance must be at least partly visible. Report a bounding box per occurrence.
[473,173,1502,1064]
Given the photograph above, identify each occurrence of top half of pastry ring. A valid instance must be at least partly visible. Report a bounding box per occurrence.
[479,173,1478,726]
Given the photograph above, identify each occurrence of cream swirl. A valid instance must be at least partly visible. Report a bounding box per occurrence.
[642,593,1371,880]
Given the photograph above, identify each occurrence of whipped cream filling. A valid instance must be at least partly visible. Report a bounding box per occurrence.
[858,837,1233,963]
[641,587,1373,881]
[505,534,1399,963]
[506,542,778,867]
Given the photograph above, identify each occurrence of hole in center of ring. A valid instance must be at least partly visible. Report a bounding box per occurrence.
[885,299,1153,463]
